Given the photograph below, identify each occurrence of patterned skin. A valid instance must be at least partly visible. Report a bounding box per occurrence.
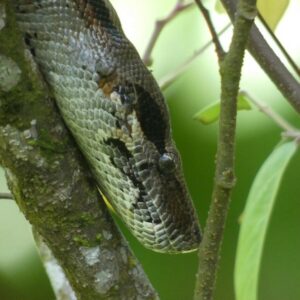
[14,0,201,253]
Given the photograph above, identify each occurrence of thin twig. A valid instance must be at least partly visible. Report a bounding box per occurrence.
[242,91,300,142]
[247,93,300,140]
[143,0,194,65]
[34,232,77,300]
[221,0,300,114]
[159,23,231,90]
[194,0,257,299]
[257,12,300,78]
[241,91,297,132]
[282,130,300,141]
[0,192,13,200]
[194,0,226,61]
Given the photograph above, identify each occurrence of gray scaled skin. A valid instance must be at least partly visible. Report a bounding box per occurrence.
[14,0,201,253]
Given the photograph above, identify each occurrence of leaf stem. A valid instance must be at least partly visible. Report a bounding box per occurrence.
[242,91,300,141]
[242,91,297,132]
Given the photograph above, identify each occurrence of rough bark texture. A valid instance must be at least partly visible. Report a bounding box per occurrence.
[194,0,257,299]
[0,1,158,299]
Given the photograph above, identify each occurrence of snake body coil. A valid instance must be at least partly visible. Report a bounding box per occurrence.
[14,0,201,253]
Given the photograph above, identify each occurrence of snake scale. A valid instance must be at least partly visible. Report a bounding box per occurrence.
[13,0,201,253]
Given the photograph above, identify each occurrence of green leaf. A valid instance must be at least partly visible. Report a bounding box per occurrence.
[257,0,290,30]
[194,93,251,125]
[193,101,221,124]
[237,92,252,110]
[215,0,225,13]
[201,0,219,11]
[234,141,298,300]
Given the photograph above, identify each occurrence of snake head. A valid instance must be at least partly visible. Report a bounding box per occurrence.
[104,82,202,253]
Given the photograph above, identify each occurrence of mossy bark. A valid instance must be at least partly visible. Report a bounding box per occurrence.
[0,1,158,299]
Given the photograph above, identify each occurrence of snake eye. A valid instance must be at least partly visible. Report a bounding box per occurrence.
[158,153,177,174]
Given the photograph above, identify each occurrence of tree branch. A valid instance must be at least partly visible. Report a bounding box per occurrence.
[194,0,257,299]
[221,0,300,114]
[257,12,300,78]
[34,232,77,300]
[0,2,157,299]
[0,192,13,199]
[194,0,226,61]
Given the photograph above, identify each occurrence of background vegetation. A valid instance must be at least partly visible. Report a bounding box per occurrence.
[0,0,299,299]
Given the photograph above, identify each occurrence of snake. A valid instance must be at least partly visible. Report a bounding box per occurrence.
[13,0,201,253]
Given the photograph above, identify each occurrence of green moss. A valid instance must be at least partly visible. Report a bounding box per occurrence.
[95,233,102,242]
[0,3,43,125]
[80,212,95,224]
[128,256,137,268]
[27,139,66,153]
[73,236,90,247]
[0,2,69,162]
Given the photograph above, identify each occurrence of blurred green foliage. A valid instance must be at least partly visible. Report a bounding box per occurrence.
[1,0,300,299]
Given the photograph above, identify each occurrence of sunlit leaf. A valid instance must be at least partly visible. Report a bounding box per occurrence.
[215,0,225,13]
[257,0,290,30]
[237,92,252,110]
[194,93,251,125]
[234,141,298,300]
[201,0,219,11]
[193,101,221,124]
